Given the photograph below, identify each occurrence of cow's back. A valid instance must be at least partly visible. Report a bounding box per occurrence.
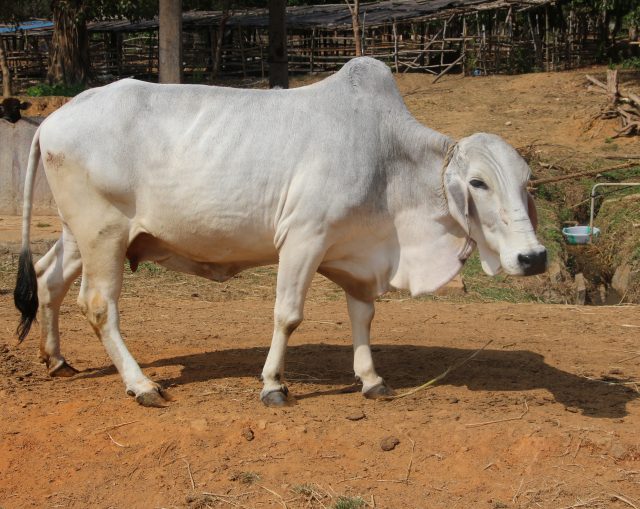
[37,58,410,260]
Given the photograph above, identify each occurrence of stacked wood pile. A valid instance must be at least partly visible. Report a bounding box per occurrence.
[587,70,640,138]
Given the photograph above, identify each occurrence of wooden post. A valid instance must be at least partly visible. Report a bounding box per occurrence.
[344,0,362,57]
[545,6,550,71]
[310,27,316,72]
[268,0,288,88]
[419,22,425,67]
[393,21,399,73]
[361,9,366,54]
[238,25,246,78]
[115,32,123,78]
[462,16,467,75]
[441,19,447,71]
[159,0,182,84]
[0,39,12,97]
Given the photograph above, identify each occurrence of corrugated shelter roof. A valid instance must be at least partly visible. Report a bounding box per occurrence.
[2,0,554,35]
[0,20,53,33]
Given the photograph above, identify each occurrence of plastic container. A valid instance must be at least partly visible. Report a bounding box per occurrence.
[562,226,600,245]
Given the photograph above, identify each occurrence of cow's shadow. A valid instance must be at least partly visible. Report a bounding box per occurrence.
[80,343,638,418]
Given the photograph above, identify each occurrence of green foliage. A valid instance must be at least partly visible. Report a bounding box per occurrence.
[620,57,640,69]
[26,82,85,97]
[0,0,50,22]
[334,496,365,509]
[460,254,540,303]
[236,471,260,484]
[601,164,640,181]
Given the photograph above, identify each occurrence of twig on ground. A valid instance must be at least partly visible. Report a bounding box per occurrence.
[610,494,639,509]
[384,339,493,400]
[559,498,601,509]
[97,420,139,433]
[615,352,640,363]
[107,432,128,448]
[466,399,529,428]
[512,477,525,504]
[258,484,288,509]
[573,438,584,460]
[336,476,368,484]
[405,435,415,484]
[183,458,195,490]
[202,493,251,509]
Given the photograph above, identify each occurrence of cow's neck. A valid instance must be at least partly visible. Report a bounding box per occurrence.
[384,117,473,296]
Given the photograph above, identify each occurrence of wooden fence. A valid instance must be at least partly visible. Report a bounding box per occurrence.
[0,2,634,91]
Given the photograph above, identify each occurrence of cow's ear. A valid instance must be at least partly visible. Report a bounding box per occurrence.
[19,101,31,110]
[444,155,470,235]
[527,192,538,232]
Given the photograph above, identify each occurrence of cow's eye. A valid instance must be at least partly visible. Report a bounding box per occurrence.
[469,179,488,190]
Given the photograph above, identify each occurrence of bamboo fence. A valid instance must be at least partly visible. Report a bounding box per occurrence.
[0,0,636,90]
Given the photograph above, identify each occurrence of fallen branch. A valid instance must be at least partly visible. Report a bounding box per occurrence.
[97,420,139,433]
[465,399,529,428]
[202,492,251,509]
[405,435,415,483]
[529,161,638,186]
[258,485,288,509]
[383,339,493,400]
[107,432,128,448]
[610,493,639,509]
[586,72,639,137]
[183,458,195,490]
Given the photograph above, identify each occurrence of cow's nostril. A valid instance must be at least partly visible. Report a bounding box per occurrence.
[518,250,547,276]
[518,253,533,265]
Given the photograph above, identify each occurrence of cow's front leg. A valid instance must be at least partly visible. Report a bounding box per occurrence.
[261,239,326,407]
[346,294,395,398]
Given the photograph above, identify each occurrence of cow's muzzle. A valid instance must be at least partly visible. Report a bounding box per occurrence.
[517,249,547,276]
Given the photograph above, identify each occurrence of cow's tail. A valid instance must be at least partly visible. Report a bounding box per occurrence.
[14,127,41,342]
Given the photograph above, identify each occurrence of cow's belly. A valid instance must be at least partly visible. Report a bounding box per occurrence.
[131,181,281,264]
[130,215,278,266]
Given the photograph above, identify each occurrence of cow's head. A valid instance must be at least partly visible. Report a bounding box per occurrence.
[444,133,546,276]
[0,98,30,123]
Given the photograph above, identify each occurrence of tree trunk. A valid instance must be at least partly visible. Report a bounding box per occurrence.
[159,0,183,84]
[345,0,362,56]
[47,0,90,86]
[268,0,288,88]
[0,39,11,97]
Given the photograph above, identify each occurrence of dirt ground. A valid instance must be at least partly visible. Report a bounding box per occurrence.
[1,68,640,509]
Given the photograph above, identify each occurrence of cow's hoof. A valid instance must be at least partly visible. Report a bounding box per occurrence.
[135,388,170,408]
[49,360,79,378]
[261,387,291,407]
[127,383,171,408]
[363,381,395,399]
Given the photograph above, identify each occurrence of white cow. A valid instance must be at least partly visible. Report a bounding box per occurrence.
[14,57,546,407]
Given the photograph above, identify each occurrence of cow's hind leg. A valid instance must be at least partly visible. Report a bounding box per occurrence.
[346,294,395,398]
[35,224,82,376]
[77,230,168,407]
[260,238,326,407]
